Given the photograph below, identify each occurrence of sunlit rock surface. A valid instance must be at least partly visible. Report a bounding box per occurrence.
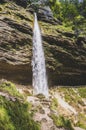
[0,2,86,85]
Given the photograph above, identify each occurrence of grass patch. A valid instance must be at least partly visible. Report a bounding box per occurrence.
[0,107,15,130]
[50,97,58,110]
[76,113,86,129]
[57,87,86,129]
[77,87,86,98]
[0,81,22,98]
[0,81,40,130]
[57,87,85,107]
[51,114,74,130]
[0,96,40,130]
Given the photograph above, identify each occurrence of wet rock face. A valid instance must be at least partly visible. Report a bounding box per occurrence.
[37,6,53,20]
[0,2,86,86]
[37,6,61,25]
[14,0,28,8]
[28,5,61,25]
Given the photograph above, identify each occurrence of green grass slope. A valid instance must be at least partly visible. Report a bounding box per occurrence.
[0,81,40,130]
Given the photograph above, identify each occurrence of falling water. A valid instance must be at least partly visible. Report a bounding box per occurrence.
[32,13,48,97]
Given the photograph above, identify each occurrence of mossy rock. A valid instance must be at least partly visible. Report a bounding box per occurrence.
[0,81,22,98]
[36,94,46,99]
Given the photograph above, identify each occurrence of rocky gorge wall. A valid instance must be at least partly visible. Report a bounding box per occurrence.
[0,1,86,86]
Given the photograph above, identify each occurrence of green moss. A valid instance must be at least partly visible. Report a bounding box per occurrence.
[0,81,22,98]
[0,96,40,130]
[76,113,86,129]
[0,81,40,130]
[57,24,73,32]
[50,98,58,110]
[77,87,86,98]
[0,107,15,130]
[76,121,86,130]
[36,94,46,99]
[0,2,33,26]
[51,114,74,130]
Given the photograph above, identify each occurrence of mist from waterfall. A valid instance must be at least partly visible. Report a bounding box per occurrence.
[32,13,48,97]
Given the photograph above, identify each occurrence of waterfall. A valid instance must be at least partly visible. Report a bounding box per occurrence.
[32,13,48,97]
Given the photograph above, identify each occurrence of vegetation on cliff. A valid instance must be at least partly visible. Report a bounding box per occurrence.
[0,1,86,85]
[0,81,40,130]
[0,1,86,129]
[0,80,86,130]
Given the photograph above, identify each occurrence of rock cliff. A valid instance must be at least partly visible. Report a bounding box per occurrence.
[0,1,86,86]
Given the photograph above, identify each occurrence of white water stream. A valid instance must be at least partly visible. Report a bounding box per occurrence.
[32,13,48,97]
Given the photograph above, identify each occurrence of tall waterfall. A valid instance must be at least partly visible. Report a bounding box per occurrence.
[32,13,48,97]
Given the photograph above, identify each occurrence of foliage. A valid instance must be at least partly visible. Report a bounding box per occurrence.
[49,0,86,21]
[0,81,40,130]
[76,113,86,129]
[0,81,22,98]
[57,87,86,107]
[57,87,86,129]
[51,114,74,130]
[49,0,63,21]
[77,87,86,98]
[0,107,15,130]
[50,97,58,110]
